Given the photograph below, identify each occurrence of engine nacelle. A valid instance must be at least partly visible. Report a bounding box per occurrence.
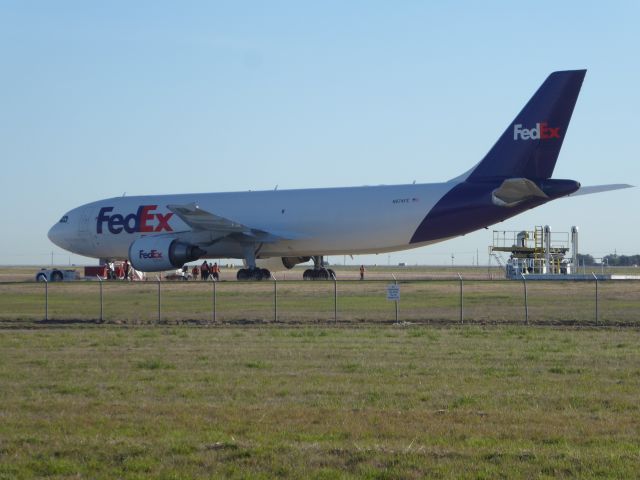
[129,237,205,272]
[254,256,311,271]
[281,256,311,269]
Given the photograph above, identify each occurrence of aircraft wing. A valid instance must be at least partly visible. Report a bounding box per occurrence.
[168,203,248,233]
[166,203,297,242]
[568,184,634,197]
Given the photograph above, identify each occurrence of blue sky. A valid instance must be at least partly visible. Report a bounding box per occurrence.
[1,1,638,266]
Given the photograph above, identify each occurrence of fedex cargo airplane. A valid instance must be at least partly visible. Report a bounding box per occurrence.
[48,70,631,280]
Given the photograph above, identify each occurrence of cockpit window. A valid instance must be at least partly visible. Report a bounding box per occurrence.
[59,215,68,223]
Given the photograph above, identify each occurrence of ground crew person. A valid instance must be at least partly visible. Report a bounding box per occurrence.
[360,265,365,280]
[201,261,209,280]
[211,262,220,281]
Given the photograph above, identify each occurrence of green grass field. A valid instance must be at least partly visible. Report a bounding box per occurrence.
[1,267,639,477]
[1,325,639,479]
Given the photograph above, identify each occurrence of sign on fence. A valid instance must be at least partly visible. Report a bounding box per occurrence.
[386,284,400,301]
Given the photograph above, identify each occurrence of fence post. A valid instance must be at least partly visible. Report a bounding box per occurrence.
[211,276,217,324]
[331,272,337,324]
[155,276,161,324]
[457,273,463,324]
[392,274,399,324]
[521,273,528,325]
[271,273,277,322]
[97,276,103,323]
[592,272,598,325]
[43,276,48,321]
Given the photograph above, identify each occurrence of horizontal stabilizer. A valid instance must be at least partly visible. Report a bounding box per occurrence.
[568,184,634,197]
[491,178,548,207]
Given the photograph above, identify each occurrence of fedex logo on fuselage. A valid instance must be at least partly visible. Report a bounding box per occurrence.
[97,205,174,234]
[513,122,560,141]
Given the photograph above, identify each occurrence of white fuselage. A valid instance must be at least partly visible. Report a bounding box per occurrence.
[48,181,455,261]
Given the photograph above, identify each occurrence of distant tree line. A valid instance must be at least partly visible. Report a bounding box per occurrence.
[577,253,640,267]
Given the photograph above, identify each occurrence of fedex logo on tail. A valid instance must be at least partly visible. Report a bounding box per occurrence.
[513,122,560,141]
[97,205,174,234]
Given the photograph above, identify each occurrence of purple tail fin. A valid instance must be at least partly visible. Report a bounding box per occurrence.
[468,70,586,181]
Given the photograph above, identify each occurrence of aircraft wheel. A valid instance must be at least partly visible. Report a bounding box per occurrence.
[303,269,313,280]
[237,269,249,281]
[317,269,329,280]
[51,271,63,282]
[261,269,271,280]
[36,273,47,282]
[250,269,263,281]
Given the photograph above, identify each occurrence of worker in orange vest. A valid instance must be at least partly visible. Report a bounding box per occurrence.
[211,262,220,281]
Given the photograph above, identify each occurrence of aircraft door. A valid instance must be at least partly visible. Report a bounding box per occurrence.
[79,207,91,234]
[78,206,96,249]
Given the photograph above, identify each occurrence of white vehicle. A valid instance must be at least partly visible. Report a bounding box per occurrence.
[165,268,192,281]
[35,268,79,282]
[47,70,631,280]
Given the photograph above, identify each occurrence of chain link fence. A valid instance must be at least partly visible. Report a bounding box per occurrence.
[1,276,639,326]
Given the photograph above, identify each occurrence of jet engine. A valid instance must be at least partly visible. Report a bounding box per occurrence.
[254,256,311,271]
[129,237,205,272]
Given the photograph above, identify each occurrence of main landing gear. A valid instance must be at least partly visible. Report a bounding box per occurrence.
[303,256,335,281]
[236,244,272,281]
[236,268,271,281]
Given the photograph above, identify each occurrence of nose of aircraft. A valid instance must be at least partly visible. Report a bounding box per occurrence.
[48,222,67,250]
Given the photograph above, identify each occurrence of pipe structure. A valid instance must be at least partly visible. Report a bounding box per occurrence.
[571,226,579,272]
[544,225,551,274]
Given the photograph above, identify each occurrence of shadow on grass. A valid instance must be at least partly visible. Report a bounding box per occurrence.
[0,317,631,329]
